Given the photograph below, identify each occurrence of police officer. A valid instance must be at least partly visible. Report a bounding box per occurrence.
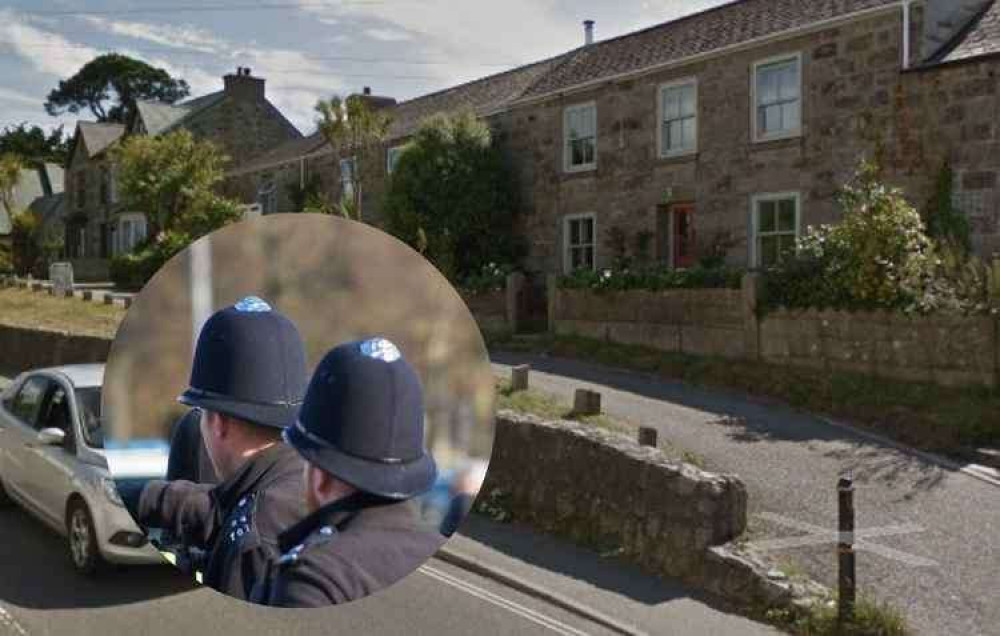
[121,296,309,602]
[251,338,446,607]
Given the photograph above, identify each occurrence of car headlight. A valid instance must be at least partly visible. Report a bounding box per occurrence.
[101,477,124,507]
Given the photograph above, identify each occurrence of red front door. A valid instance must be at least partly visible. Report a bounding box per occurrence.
[672,204,696,268]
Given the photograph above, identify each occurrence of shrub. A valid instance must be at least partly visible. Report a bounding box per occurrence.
[10,210,42,276]
[560,264,744,293]
[109,231,189,290]
[461,262,513,294]
[764,158,987,314]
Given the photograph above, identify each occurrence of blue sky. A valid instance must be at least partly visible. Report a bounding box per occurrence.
[0,0,728,136]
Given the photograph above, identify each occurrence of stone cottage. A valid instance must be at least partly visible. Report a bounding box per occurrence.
[224,0,999,276]
[63,68,302,279]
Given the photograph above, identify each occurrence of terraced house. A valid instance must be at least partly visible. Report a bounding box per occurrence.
[63,68,301,279]
[225,0,999,275]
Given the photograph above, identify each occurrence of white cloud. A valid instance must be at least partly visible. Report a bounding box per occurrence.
[80,17,225,54]
[0,87,42,108]
[0,9,101,79]
[364,28,413,42]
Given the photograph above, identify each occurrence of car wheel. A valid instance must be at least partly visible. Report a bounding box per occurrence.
[66,500,105,576]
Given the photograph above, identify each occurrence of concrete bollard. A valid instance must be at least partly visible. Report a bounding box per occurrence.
[82,290,94,301]
[573,389,602,416]
[511,365,530,392]
[638,426,658,447]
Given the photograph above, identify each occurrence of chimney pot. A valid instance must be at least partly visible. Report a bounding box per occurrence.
[364,86,372,95]
[584,19,595,46]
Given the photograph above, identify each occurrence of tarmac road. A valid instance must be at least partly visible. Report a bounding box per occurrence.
[493,352,1000,636]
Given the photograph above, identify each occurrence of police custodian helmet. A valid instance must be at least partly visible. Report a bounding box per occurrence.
[283,338,437,500]
[178,297,309,429]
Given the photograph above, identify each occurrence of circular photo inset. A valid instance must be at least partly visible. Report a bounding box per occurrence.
[101,214,495,608]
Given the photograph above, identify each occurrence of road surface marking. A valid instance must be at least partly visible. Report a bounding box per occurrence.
[420,565,592,636]
[747,512,938,567]
[0,604,28,636]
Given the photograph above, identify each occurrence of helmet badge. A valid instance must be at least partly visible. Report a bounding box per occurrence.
[359,338,401,363]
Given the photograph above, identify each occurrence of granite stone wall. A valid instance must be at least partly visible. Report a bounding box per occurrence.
[482,411,748,581]
[549,276,1000,388]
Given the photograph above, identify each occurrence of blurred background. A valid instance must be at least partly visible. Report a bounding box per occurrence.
[103,214,495,529]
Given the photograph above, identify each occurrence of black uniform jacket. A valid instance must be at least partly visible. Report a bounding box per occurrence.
[251,493,446,607]
[133,443,305,601]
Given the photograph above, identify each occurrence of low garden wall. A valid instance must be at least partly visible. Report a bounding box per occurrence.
[0,324,111,371]
[483,411,825,608]
[551,287,750,359]
[547,274,1000,389]
[460,289,509,333]
[761,309,998,388]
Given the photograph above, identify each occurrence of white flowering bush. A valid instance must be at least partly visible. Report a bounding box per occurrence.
[461,262,514,294]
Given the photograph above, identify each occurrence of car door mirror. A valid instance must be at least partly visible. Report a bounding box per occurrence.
[37,428,66,446]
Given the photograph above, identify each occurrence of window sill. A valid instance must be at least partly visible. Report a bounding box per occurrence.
[751,130,803,146]
[656,151,698,165]
[564,164,597,175]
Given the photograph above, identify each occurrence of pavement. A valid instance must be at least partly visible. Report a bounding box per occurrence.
[0,369,775,636]
[492,352,1000,636]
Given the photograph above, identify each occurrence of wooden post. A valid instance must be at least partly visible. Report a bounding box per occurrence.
[638,426,658,447]
[511,365,530,392]
[838,475,856,626]
[573,389,601,416]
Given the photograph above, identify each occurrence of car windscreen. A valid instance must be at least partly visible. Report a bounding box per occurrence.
[75,387,103,448]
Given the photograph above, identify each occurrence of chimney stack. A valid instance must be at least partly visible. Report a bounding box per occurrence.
[584,20,595,46]
[224,66,265,101]
[363,86,372,95]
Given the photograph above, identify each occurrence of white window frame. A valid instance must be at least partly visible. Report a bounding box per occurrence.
[340,157,357,198]
[563,101,598,173]
[750,192,801,268]
[658,78,699,158]
[562,212,597,273]
[115,212,147,255]
[386,145,405,175]
[751,52,803,143]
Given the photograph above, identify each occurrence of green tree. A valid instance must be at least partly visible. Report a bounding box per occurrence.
[112,130,240,237]
[315,94,392,221]
[45,53,190,124]
[382,112,523,281]
[924,160,972,255]
[0,153,26,215]
[0,123,69,167]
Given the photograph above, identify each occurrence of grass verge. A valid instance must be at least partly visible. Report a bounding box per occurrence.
[494,376,708,467]
[486,331,999,460]
[759,594,909,636]
[0,288,123,339]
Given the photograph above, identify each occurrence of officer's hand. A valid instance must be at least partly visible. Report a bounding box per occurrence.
[115,479,146,519]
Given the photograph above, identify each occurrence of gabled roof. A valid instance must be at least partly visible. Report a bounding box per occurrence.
[230,56,567,176]
[518,0,902,101]
[29,192,67,230]
[134,91,225,136]
[932,0,1000,65]
[76,122,125,159]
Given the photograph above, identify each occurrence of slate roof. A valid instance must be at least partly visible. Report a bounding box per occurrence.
[29,192,67,231]
[77,122,125,159]
[134,91,225,136]
[934,0,1000,64]
[518,0,902,100]
[0,164,64,234]
[231,57,565,174]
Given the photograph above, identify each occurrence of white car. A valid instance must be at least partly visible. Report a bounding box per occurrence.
[0,364,168,575]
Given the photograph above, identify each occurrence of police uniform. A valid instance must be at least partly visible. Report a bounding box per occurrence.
[251,338,446,608]
[122,297,310,602]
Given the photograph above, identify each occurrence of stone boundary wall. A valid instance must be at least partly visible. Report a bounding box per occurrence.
[0,324,111,371]
[460,289,509,333]
[546,274,1000,389]
[761,309,999,389]
[484,411,826,609]
[551,287,749,359]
